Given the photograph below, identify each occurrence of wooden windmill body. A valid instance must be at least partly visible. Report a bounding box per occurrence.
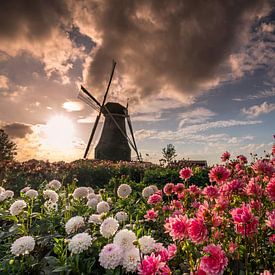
[78,61,140,161]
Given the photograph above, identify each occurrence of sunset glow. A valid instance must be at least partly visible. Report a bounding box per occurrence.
[44,116,75,150]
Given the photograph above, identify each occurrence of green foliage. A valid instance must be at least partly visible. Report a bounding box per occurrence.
[0,129,17,162]
[161,144,177,164]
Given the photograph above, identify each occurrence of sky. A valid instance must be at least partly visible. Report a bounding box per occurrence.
[0,0,274,164]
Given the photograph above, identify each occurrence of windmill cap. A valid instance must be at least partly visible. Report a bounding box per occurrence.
[102,102,126,115]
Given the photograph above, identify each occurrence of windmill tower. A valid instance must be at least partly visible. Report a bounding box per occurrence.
[78,61,141,161]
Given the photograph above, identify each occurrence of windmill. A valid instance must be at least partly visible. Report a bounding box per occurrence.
[78,60,141,162]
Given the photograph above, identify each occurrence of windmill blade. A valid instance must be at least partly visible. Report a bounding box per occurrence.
[84,115,101,158]
[83,60,117,159]
[126,115,141,161]
[80,85,101,107]
[78,92,101,112]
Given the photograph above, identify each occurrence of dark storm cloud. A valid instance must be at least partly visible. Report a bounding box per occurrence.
[73,0,269,102]
[3,123,33,138]
[0,0,70,41]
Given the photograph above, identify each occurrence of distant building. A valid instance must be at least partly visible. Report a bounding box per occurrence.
[168,159,208,168]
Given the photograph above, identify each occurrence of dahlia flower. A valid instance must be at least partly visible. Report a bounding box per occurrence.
[231,204,259,237]
[144,209,158,221]
[68,232,92,254]
[115,211,128,223]
[97,201,110,214]
[179,167,193,180]
[139,236,156,254]
[252,160,274,177]
[188,218,208,244]
[122,247,140,273]
[164,214,189,241]
[199,244,228,275]
[174,183,185,194]
[245,178,264,197]
[221,151,230,162]
[45,179,62,190]
[266,177,275,201]
[117,183,132,199]
[3,190,14,199]
[202,185,219,199]
[147,193,162,205]
[20,186,31,193]
[65,216,85,235]
[25,189,38,199]
[87,198,99,208]
[266,210,275,229]
[142,186,155,199]
[88,214,102,224]
[138,253,165,275]
[209,165,230,184]
[43,189,58,203]
[99,243,123,269]
[113,229,136,250]
[100,217,119,238]
[73,187,89,200]
[11,236,35,256]
[163,183,174,195]
[9,200,27,216]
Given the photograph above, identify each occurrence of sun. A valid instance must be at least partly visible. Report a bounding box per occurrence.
[44,115,75,150]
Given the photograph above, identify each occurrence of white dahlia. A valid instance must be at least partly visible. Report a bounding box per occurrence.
[20,186,31,193]
[139,236,156,254]
[122,247,140,273]
[117,184,132,199]
[87,198,99,209]
[65,216,85,234]
[0,187,5,193]
[44,200,58,212]
[100,217,119,238]
[11,236,35,256]
[149,185,158,193]
[43,189,59,203]
[46,179,62,190]
[88,214,102,225]
[4,190,14,199]
[10,200,27,216]
[68,232,92,254]
[73,187,89,200]
[113,229,136,250]
[99,243,123,269]
[115,211,128,223]
[142,186,155,199]
[87,192,97,200]
[87,187,94,194]
[25,189,38,199]
[97,201,110,214]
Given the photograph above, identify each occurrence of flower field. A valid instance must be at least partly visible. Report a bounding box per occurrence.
[0,149,275,274]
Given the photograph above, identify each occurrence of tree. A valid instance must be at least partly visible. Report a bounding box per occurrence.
[0,129,17,162]
[161,144,177,164]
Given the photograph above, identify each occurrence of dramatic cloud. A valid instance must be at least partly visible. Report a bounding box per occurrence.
[178,107,216,128]
[73,0,269,105]
[0,75,9,89]
[242,101,275,117]
[2,122,33,138]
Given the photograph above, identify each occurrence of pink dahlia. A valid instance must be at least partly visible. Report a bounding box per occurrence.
[272,144,275,155]
[269,234,275,245]
[266,210,275,230]
[231,204,259,237]
[252,160,274,177]
[188,185,201,196]
[179,167,193,180]
[228,242,238,254]
[199,244,228,275]
[221,151,230,162]
[237,155,247,164]
[202,185,219,199]
[245,178,264,197]
[227,179,244,194]
[163,183,174,196]
[148,194,162,205]
[209,166,230,184]
[266,177,275,201]
[164,214,189,241]
[167,244,177,259]
[188,218,208,244]
[144,209,158,221]
[174,183,185,194]
[138,253,165,275]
